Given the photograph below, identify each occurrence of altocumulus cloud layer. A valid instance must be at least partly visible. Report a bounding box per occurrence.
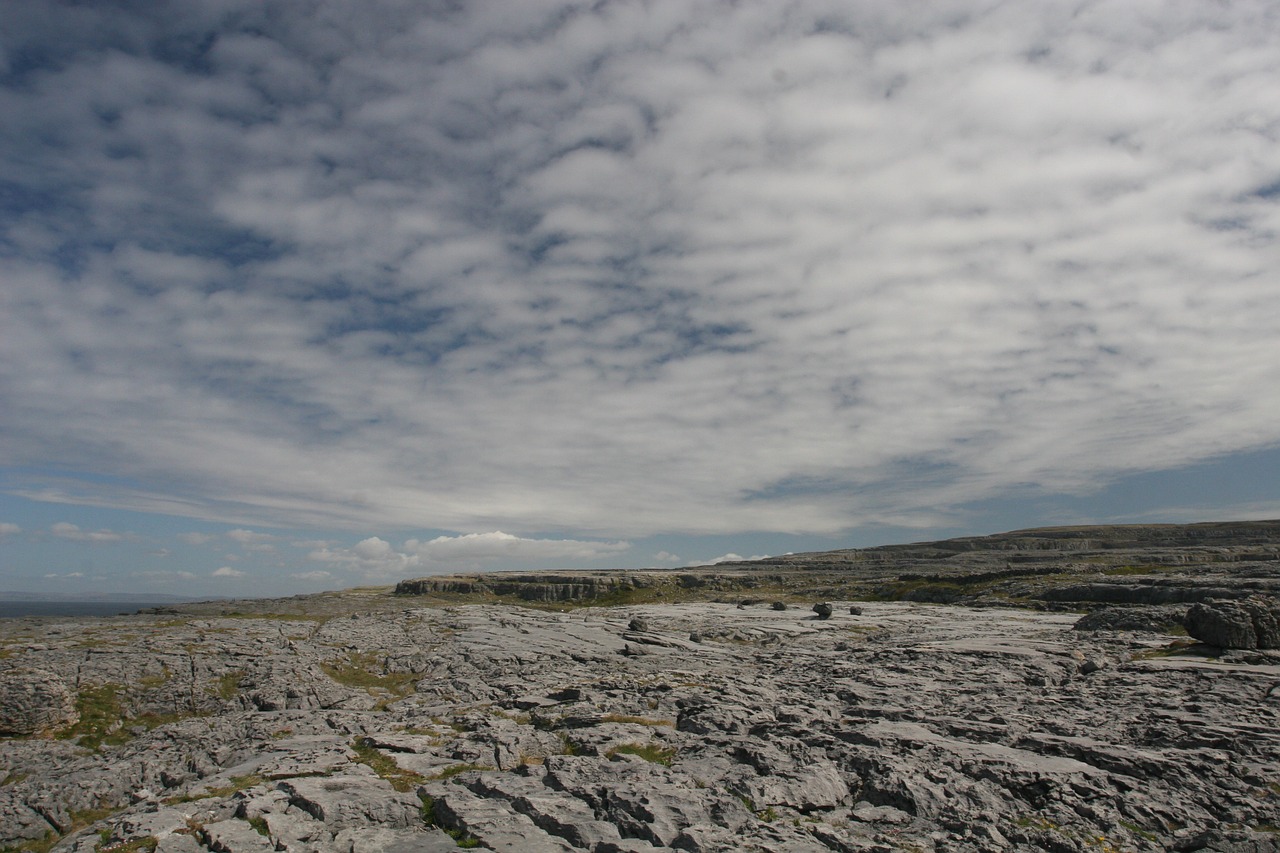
[2,0,1279,541]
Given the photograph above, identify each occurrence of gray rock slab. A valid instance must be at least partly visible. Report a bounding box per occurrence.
[425,784,576,852]
[334,826,459,853]
[279,775,422,829]
[200,818,277,853]
[467,770,629,849]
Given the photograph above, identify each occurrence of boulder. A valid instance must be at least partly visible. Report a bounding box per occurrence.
[1185,596,1280,649]
[0,668,78,735]
[812,603,833,620]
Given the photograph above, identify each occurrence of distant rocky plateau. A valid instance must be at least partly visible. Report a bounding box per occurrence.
[3,520,1280,852]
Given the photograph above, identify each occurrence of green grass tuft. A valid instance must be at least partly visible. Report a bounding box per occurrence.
[426,762,492,781]
[350,739,428,792]
[322,652,419,705]
[606,743,676,766]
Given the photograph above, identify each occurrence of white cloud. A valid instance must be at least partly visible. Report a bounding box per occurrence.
[697,553,770,567]
[653,551,681,564]
[407,532,630,562]
[50,522,124,543]
[0,523,20,538]
[290,570,334,582]
[227,529,274,545]
[308,531,631,579]
[1,1,1278,545]
[178,532,215,545]
[212,566,247,578]
[226,529,276,552]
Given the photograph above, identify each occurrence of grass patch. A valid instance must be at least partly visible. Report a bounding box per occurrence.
[56,683,195,751]
[161,774,263,805]
[214,671,243,701]
[1117,820,1157,842]
[245,817,269,838]
[97,837,158,853]
[426,763,492,781]
[56,684,126,750]
[205,774,264,797]
[137,668,170,690]
[350,739,427,792]
[321,652,419,704]
[606,743,676,766]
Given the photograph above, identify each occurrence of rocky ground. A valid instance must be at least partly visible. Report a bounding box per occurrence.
[2,522,1280,852]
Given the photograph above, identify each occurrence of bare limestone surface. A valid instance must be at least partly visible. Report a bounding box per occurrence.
[0,598,1277,852]
[3,521,1280,852]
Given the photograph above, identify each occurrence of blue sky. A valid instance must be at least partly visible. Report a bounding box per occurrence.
[2,1,1279,598]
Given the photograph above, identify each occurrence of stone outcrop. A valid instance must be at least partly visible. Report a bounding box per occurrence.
[0,667,78,735]
[394,572,654,602]
[1185,596,1280,649]
[388,520,1280,610]
[1073,605,1188,633]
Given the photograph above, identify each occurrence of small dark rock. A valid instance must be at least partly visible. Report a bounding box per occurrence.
[812,603,833,620]
[848,606,864,616]
[628,616,649,632]
[771,602,788,611]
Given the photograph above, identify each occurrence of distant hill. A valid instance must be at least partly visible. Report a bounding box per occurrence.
[723,519,1280,566]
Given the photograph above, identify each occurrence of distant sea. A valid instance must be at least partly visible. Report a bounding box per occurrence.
[0,599,192,618]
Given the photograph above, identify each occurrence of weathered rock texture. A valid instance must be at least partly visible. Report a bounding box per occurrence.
[1186,596,1280,649]
[2,521,1280,853]
[0,668,77,735]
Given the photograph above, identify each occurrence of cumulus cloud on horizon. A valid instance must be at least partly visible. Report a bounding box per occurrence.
[308,531,632,578]
[698,553,771,567]
[1,1,1278,542]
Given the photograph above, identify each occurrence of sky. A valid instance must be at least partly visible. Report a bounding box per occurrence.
[2,0,1279,599]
